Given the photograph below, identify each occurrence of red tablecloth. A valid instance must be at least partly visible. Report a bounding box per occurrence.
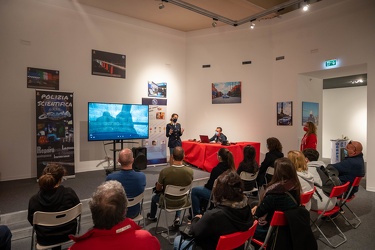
[182,141,261,172]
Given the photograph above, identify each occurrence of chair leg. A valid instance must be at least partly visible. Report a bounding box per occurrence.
[155,209,163,234]
[313,217,347,248]
[341,204,361,229]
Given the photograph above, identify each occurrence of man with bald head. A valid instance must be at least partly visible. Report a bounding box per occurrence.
[106,148,146,219]
[329,140,365,196]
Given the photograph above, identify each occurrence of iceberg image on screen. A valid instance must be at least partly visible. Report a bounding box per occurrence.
[88,102,149,141]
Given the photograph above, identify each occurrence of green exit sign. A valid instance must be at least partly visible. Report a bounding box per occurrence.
[325,59,338,67]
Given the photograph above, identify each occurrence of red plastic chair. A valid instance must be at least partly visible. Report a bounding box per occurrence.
[310,181,350,248]
[216,220,258,250]
[337,177,363,228]
[301,187,315,206]
[251,211,287,249]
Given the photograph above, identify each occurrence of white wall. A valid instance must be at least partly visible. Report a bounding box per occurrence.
[1,0,375,194]
[322,86,367,159]
[184,0,375,190]
[0,0,187,180]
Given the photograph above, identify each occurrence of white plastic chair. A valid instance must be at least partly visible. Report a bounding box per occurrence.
[240,171,260,199]
[264,167,274,184]
[155,184,192,244]
[31,203,82,250]
[127,192,145,227]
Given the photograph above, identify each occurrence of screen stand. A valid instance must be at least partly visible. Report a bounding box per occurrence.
[110,140,139,172]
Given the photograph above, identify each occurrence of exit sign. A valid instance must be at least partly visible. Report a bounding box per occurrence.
[325,59,338,67]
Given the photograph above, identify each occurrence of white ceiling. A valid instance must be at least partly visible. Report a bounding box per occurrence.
[75,0,316,32]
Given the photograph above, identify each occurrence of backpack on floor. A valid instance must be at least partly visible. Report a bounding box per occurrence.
[315,165,341,197]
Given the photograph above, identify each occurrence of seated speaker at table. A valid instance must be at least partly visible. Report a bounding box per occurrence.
[209,127,227,143]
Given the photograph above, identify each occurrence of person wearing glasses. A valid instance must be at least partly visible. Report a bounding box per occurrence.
[328,140,365,197]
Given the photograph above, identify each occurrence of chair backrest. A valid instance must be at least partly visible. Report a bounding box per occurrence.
[33,203,82,227]
[216,220,258,250]
[240,171,258,181]
[265,167,274,176]
[352,176,362,187]
[330,181,350,198]
[127,192,144,208]
[301,187,315,206]
[269,211,287,227]
[164,184,192,197]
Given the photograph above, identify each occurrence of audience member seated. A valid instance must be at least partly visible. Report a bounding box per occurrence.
[106,148,146,219]
[28,163,80,250]
[257,137,283,186]
[303,148,336,210]
[237,145,259,192]
[251,158,301,243]
[328,140,365,198]
[147,146,193,227]
[69,180,160,250]
[209,127,227,143]
[174,171,254,250]
[0,225,12,250]
[191,148,235,216]
[287,150,315,210]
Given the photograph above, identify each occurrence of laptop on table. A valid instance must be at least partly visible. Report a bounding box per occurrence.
[199,135,210,143]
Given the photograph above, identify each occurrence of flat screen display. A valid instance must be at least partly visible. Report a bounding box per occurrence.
[88,102,149,141]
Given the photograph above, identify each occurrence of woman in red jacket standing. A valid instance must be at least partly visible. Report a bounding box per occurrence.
[300,121,317,151]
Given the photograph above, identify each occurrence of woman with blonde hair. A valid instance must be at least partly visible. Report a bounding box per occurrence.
[287,150,314,210]
[300,121,317,151]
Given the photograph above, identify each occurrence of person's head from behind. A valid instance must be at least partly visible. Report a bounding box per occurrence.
[217,148,235,171]
[287,150,308,172]
[213,171,244,204]
[243,145,256,162]
[266,137,282,152]
[90,180,127,230]
[303,121,317,134]
[172,146,185,162]
[118,148,134,167]
[303,148,319,162]
[269,157,301,195]
[346,140,363,157]
[39,163,66,192]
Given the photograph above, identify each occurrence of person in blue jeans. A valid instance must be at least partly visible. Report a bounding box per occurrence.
[191,148,235,216]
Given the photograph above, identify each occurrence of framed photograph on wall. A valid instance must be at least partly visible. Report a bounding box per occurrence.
[212,81,241,104]
[148,81,167,98]
[92,49,126,78]
[302,101,319,125]
[27,67,59,90]
[277,101,293,126]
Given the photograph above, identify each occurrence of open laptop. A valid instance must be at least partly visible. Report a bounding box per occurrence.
[199,135,210,143]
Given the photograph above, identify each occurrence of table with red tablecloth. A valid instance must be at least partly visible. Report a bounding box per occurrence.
[182,141,261,172]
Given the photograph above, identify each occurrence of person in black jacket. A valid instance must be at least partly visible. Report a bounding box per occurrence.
[28,163,80,249]
[191,148,235,216]
[174,171,254,250]
[257,137,284,186]
[237,145,259,191]
[252,157,301,244]
[166,113,184,164]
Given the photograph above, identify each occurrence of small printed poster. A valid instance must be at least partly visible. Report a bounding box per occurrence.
[92,49,126,78]
[148,81,167,98]
[27,67,59,90]
[277,101,293,126]
[212,81,241,104]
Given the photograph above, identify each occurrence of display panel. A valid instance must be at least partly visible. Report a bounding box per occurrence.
[88,102,149,141]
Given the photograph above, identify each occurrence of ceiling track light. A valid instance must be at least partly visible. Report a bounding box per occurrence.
[302,4,309,11]
[212,18,218,28]
[250,22,255,29]
[159,3,165,10]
